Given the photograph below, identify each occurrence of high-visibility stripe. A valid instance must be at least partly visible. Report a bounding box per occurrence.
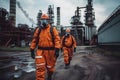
[35,56,43,58]
[36,63,45,66]
[47,66,52,68]
[64,54,68,57]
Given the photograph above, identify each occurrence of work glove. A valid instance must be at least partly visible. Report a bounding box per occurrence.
[55,48,59,58]
[61,48,63,52]
[74,48,76,52]
[30,49,35,59]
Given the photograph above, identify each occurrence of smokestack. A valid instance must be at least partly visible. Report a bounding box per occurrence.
[48,5,54,25]
[37,10,42,26]
[9,0,16,27]
[57,7,60,25]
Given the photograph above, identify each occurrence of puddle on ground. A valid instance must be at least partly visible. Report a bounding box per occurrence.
[0,52,35,80]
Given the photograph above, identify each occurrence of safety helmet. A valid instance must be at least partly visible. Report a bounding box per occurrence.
[66,28,70,33]
[41,14,49,19]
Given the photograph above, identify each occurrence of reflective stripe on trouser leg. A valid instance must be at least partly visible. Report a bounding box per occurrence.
[35,55,45,80]
[36,64,45,80]
[63,48,70,64]
[45,50,56,73]
[47,66,52,68]
[44,50,56,80]
[64,53,69,64]
[47,65,52,80]
[68,48,73,61]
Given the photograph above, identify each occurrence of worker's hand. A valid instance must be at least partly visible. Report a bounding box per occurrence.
[30,49,35,59]
[74,48,76,52]
[55,48,59,58]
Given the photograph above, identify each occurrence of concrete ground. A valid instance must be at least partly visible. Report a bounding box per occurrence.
[0,46,120,80]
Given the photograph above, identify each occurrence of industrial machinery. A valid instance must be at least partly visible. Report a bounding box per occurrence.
[47,5,54,25]
[70,7,85,45]
[69,0,96,45]
[84,0,96,44]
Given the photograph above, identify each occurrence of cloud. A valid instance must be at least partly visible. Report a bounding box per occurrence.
[0,0,9,11]
[16,0,39,26]
[16,6,31,26]
[94,0,120,29]
[16,0,53,27]
[94,3,108,29]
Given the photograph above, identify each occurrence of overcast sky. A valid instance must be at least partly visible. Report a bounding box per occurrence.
[0,0,120,29]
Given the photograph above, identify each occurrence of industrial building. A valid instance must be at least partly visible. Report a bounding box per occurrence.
[0,0,98,46]
[0,0,32,47]
[98,5,120,45]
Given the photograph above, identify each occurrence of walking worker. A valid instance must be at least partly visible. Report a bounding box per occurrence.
[30,13,61,80]
[61,28,76,68]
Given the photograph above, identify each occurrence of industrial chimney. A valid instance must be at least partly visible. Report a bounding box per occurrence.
[57,7,60,26]
[9,0,16,27]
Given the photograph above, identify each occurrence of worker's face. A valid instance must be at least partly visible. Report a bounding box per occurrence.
[40,19,49,28]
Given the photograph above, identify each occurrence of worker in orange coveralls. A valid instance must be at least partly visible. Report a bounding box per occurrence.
[30,13,61,80]
[61,28,76,68]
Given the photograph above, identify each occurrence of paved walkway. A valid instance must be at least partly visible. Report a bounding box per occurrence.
[0,46,120,80]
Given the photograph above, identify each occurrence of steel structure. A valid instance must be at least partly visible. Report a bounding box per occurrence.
[70,7,85,45]
[9,0,16,27]
[0,7,32,47]
[37,10,42,27]
[68,0,96,45]
[47,5,54,25]
[57,7,60,26]
[84,0,96,43]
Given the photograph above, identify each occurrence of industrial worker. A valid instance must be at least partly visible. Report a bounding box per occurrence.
[30,13,61,80]
[61,28,76,68]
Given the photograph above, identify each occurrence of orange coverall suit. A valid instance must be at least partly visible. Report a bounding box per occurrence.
[30,24,61,80]
[61,35,76,65]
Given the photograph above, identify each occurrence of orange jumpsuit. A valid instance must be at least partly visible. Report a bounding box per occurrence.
[61,35,76,65]
[30,24,61,80]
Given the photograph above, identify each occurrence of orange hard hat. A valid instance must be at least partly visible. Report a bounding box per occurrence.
[66,28,70,33]
[41,14,49,19]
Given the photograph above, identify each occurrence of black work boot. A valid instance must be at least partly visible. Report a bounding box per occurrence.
[47,72,53,80]
[65,63,70,69]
